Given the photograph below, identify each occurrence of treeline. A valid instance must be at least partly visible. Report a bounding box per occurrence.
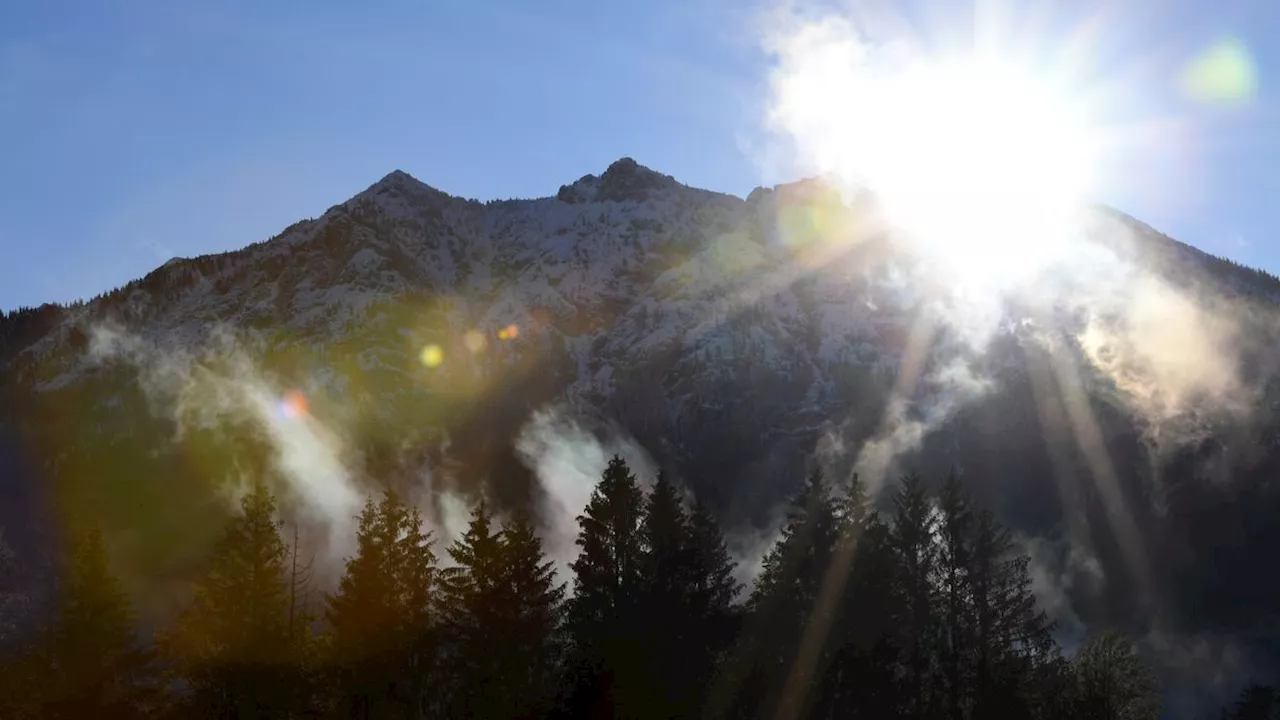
[0,457,1172,719]
[1218,683,1280,720]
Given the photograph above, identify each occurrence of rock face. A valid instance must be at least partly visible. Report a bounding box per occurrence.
[5,158,1280,690]
[2,161,910,514]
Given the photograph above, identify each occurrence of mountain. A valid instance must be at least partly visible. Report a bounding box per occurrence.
[5,157,1280,701]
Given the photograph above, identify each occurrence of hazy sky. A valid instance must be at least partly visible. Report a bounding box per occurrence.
[3,0,1279,310]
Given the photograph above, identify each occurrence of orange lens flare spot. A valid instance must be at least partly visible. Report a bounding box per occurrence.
[420,344,445,368]
[498,324,520,340]
[280,390,309,419]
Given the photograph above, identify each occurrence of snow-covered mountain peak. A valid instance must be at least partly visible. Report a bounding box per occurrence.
[368,168,455,197]
[556,156,684,204]
[345,168,460,218]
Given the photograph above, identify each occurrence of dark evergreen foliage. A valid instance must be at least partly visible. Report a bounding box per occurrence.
[439,499,507,718]
[0,527,27,654]
[497,509,567,718]
[0,459,1173,720]
[1223,682,1280,720]
[564,454,648,718]
[3,526,158,719]
[162,480,296,719]
[891,473,941,719]
[326,490,437,719]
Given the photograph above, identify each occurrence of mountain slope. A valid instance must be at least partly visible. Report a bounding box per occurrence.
[4,158,1280,700]
[4,161,910,504]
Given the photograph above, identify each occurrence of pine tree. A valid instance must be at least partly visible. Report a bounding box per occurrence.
[822,472,901,719]
[439,499,505,718]
[636,469,740,717]
[968,509,1056,718]
[936,471,974,720]
[165,480,293,719]
[684,497,741,715]
[439,500,567,719]
[749,469,838,614]
[686,498,740,630]
[636,469,691,717]
[727,468,839,720]
[890,473,940,720]
[500,509,566,718]
[833,473,893,650]
[328,497,396,719]
[831,471,888,646]
[569,455,646,629]
[640,471,688,598]
[41,526,155,719]
[327,490,437,720]
[397,502,438,719]
[566,454,646,718]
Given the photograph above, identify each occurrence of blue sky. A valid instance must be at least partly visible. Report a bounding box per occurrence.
[2,0,1279,310]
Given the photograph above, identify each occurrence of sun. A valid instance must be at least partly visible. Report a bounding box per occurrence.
[866,56,1096,286]
[771,28,1101,291]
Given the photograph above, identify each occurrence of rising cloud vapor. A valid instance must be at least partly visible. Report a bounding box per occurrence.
[513,407,775,588]
[87,323,496,570]
[88,323,365,562]
[1020,533,1106,644]
[515,405,656,578]
[1056,215,1260,432]
[88,323,680,581]
[853,351,995,497]
[725,518,785,591]
[1076,278,1242,438]
[397,440,474,563]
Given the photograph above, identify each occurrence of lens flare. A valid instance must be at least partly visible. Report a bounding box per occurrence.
[498,324,520,341]
[1181,37,1257,106]
[420,344,445,368]
[279,389,309,420]
[464,330,487,353]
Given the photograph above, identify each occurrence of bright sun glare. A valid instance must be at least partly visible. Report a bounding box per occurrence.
[774,29,1100,290]
[868,59,1095,278]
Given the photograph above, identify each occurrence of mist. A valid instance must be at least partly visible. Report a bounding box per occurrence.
[88,323,363,561]
[85,322,485,570]
[514,405,656,578]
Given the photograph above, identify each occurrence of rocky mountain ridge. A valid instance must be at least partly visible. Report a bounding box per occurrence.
[4,160,908,491]
[3,158,1279,510]
[6,159,1280,695]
